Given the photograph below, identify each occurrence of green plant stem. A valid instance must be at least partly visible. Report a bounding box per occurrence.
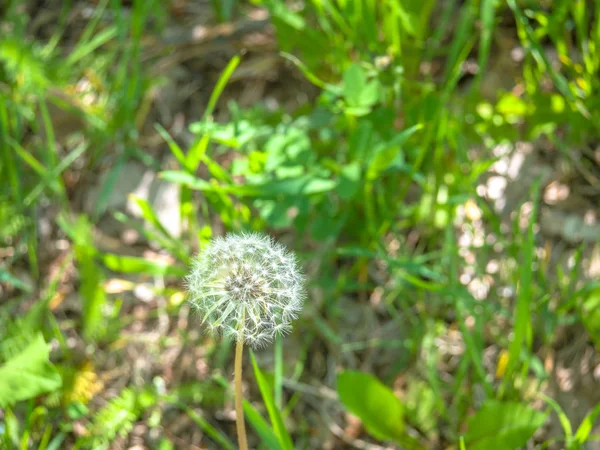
[235,337,249,450]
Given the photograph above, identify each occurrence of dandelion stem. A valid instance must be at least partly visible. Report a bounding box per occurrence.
[235,335,249,450]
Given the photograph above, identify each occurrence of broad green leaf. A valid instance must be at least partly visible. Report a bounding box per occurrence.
[250,352,294,450]
[359,81,380,107]
[0,334,62,407]
[337,371,405,442]
[465,400,547,450]
[343,64,367,106]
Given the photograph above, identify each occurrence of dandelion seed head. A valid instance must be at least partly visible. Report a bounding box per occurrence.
[186,233,305,348]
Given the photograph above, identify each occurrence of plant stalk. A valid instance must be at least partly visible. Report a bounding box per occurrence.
[235,337,249,450]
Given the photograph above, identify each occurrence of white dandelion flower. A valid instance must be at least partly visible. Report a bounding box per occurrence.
[186,232,305,348]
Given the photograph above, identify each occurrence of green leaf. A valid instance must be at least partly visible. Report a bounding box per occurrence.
[464,400,547,450]
[477,0,498,82]
[574,403,600,445]
[0,333,62,407]
[83,388,159,447]
[184,55,240,172]
[580,287,600,348]
[202,55,240,121]
[539,393,573,445]
[180,404,236,450]
[155,124,189,171]
[341,64,380,115]
[250,352,294,450]
[359,81,380,107]
[160,170,213,190]
[496,93,528,117]
[0,267,32,292]
[129,194,174,240]
[280,52,338,92]
[249,175,336,197]
[66,25,117,65]
[162,169,336,198]
[337,371,405,442]
[243,399,282,450]
[336,161,361,200]
[502,181,541,392]
[101,254,186,277]
[367,124,422,180]
[343,64,367,106]
[71,215,105,342]
[344,106,373,117]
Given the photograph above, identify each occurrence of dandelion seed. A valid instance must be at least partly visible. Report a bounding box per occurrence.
[186,232,305,348]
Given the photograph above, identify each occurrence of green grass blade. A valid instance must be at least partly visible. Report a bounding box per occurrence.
[274,336,283,409]
[67,26,118,65]
[203,55,240,122]
[477,0,498,84]
[39,100,58,169]
[574,403,600,445]
[101,254,186,277]
[129,194,174,240]
[539,393,573,446]
[250,351,294,450]
[8,139,49,178]
[507,0,590,119]
[445,225,494,397]
[185,55,240,172]
[25,141,88,206]
[502,180,541,394]
[443,0,476,86]
[243,399,282,450]
[178,403,236,450]
[155,124,189,171]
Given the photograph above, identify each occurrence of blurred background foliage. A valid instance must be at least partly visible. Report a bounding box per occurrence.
[1,0,600,448]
